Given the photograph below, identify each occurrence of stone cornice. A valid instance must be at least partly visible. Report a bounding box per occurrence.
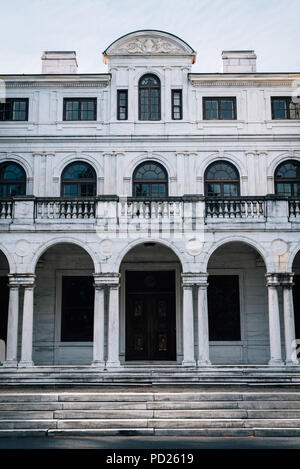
[189,79,297,88]
[5,80,110,88]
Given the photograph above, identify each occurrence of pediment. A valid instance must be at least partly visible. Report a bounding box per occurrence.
[104,30,195,57]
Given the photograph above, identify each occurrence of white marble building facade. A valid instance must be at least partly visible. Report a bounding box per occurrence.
[0,30,300,383]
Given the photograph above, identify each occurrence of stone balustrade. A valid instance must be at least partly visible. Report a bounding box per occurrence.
[289,199,300,219]
[36,198,96,219]
[0,196,299,226]
[0,199,13,219]
[205,197,266,219]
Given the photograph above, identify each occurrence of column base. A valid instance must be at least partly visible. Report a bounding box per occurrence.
[2,360,18,368]
[268,359,284,366]
[18,361,34,368]
[182,360,196,367]
[91,360,105,368]
[106,361,121,368]
[197,360,211,367]
[286,360,300,366]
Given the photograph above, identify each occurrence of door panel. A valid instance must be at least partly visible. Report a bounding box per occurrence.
[126,271,176,361]
[0,277,9,343]
[294,275,300,339]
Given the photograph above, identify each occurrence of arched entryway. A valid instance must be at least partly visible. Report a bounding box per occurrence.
[292,250,300,341]
[0,250,9,363]
[119,242,182,363]
[34,242,95,365]
[206,241,268,364]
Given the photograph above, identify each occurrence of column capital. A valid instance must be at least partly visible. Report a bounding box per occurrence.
[8,274,35,288]
[93,273,120,288]
[266,272,294,288]
[181,272,208,287]
[278,272,294,288]
[266,273,281,287]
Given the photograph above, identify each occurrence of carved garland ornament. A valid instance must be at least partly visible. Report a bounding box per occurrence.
[118,38,183,55]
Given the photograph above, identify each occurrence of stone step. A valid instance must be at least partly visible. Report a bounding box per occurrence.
[1,392,300,404]
[1,417,300,431]
[2,427,300,438]
[53,409,249,419]
[1,399,300,412]
[0,403,63,411]
[147,401,239,410]
[0,394,58,403]
[57,393,154,402]
[0,411,54,420]
[54,410,153,419]
[238,401,300,410]
[0,420,57,429]
[56,419,246,430]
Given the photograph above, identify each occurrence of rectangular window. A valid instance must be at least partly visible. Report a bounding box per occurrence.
[271,97,300,119]
[0,98,29,121]
[63,98,97,121]
[208,275,241,341]
[171,90,182,120]
[203,97,237,120]
[61,276,94,342]
[117,90,128,120]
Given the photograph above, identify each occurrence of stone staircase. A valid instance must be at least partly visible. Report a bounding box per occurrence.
[1,389,300,437]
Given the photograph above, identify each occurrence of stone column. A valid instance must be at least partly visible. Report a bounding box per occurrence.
[266,274,284,366]
[281,273,298,365]
[197,275,211,366]
[3,275,20,367]
[181,274,196,366]
[91,274,105,367]
[19,276,36,367]
[106,274,121,368]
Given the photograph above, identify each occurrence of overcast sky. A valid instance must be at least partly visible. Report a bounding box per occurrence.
[0,0,299,74]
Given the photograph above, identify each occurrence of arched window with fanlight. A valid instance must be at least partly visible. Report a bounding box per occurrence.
[133,161,168,197]
[275,160,300,196]
[205,161,240,197]
[139,74,161,121]
[61,162,96,197]
[0,162,26,197]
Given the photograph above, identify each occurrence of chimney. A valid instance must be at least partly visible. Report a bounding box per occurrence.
[41,51,78,74]
[221,50,257,73]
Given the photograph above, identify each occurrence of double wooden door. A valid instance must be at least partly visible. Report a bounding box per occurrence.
[126,271,176,361]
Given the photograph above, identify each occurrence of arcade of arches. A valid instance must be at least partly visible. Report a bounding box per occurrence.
[0,241,299,367]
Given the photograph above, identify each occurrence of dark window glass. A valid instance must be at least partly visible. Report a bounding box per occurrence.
[133,161,168,197]
[117,90,128,120]
[0,99,28,121]
[61,276,94,342]
[205,161,240,197]
[275,160,300,196]
[139,74,161,121]
[203,97,236,120]
[63,98,97,121]
[0,277,9,343]
[61,162,96,197]
[172,90,182,120]
[272,97,300,119]
[0,162,26,197]
[208,275,241,341]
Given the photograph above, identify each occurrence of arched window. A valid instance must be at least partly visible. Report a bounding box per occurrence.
[205,161,240,197]
[133,161,168,197]
[0,162,26,197]
[139,74,161,121]
[275,160,300,196]
[61,162,96,197]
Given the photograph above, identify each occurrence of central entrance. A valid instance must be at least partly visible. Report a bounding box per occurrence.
[125,270,176,361]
